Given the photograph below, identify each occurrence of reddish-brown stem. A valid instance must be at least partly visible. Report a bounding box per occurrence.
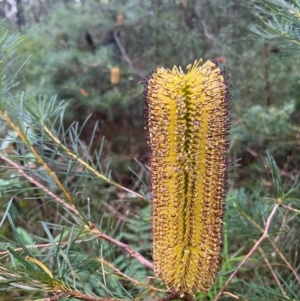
[89,222,154,270]
[214,203,280,301]
[0,154,78,215]
[258,245,287,298]
[0,154,153,270]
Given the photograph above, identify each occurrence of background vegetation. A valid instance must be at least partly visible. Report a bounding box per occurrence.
[0,0,300,300]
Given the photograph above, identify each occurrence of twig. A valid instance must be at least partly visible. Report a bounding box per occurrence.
[0,239,156,290]
[43,126,146,201]
[257,245,288,298]
[101,258,165,292]
[281,204,300,214]
[88,222,154,270]
[222,292,239,299]
[240,204,300,285]
[43,292,68,301]
[24,292,68,301]
[149,291,181,301]
[66,291,116,301]
[44,290,182,301]
[0,110,74,205]
[267,235,300,284]
[214,203,280,301]
[42,291,117,301]
[244,146,259,158]
[0,154,153,270]
[0,239,95,256]
[201,20,214,40]
[0,154,78,216]
[113,29,144,78]
[102,201,130,222]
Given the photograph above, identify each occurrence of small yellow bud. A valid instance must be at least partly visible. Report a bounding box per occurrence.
[110,67,120,85]
[117,13,124,26]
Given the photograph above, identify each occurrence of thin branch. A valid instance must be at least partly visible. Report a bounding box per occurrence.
[41,292,68,301]
[0,154,153,270]
[267,235,300,284]
[0,240,157,291]
[0,154,78,215]
[41,291,117,301]
[102,202,130,222]
[113,29,144,78]
[281,204,300,214]
[240,203,300,285]
[0,239,95,256]
[222,292,239,299]
[66,291,116,301]
[214,203,280,301]
[43,290,182,301]
[201,20,214,40]
[149,291,181,301]
[88,222,154,270]
[257,245,288,298]
[43,126,146,201]
[0,110,74,205]
[102,258,165,292]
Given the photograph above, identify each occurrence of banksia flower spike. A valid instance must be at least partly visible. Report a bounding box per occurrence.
[110,67,120,85]
[144,59,230,294]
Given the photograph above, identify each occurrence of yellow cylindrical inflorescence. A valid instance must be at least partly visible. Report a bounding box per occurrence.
[144,59,230,294]
[110,67,120,85]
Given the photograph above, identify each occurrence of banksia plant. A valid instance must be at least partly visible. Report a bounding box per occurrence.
[144,59,230,294]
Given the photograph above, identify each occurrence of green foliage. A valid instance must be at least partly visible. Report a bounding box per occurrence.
[251,0,300,45]
[231,100,296,151]
[0,0,300,300]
